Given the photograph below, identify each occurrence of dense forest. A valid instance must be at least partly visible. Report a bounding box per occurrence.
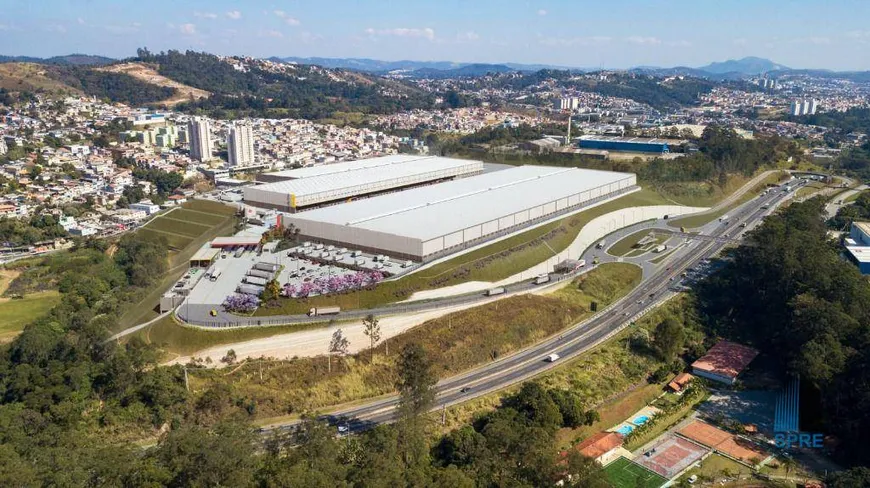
[0,214,67,246]
[48,66,176,105]
[134,49,434,120]
[697,198,870,464]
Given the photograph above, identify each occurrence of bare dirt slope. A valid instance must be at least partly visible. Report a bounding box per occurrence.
[98,62,210,106]
[0,63,80,94]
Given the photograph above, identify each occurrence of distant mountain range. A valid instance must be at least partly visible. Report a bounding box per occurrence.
[0,54,116,66]
[1,53,866,81]
[278,57,568,76]
[278,55,805,78]
[697,56,790,75]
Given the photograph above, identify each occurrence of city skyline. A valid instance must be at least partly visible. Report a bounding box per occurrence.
[2,0,870,71]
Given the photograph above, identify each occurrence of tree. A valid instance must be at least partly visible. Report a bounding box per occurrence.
[362,314,381,363]
[395,343,437,479]
[261,279,281,303]
[328,328,349,373]
[221,349,237,364]
[652,317,685,361]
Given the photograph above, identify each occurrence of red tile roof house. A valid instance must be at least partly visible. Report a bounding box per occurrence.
[573,431,624,465]
[668,372,694,392]
[691,341,759,385]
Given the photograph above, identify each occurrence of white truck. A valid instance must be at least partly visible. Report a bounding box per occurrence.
[546,353,560,362]
[209,269,222,282]
[533,273,551,285]
[308,306,341,317]
[596,239,607,249]
[653,245,667,253]
[485,287,506,296]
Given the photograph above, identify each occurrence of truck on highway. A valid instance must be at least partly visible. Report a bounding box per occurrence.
[209,269,221,282]
[308,306,341,317]
[546,353,560,362]
[533,273,551,285]
[719,215,729,222]
[596,239,606,249]
[485,287,506,296]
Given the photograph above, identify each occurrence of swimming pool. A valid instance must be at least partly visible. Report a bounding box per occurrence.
[616,425,634,436]
[631,415,650,426]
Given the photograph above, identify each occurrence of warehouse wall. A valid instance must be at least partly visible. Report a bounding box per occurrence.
[419,175,635,261]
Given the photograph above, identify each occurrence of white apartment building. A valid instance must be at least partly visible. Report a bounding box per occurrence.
[188,117,213,162]
[227,122,255,167]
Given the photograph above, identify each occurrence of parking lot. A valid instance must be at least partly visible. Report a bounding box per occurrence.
[185,238,420,308]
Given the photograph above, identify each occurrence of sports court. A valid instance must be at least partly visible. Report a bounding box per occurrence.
[634,436,709,479]
[678,420,769,464]
[602,457,667,488]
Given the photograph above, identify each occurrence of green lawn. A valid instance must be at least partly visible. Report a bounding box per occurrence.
[608,229,671,257]
[602,457,667,488]
[144,215,212,238]
[0,291,61,342]
[256,189,670,316]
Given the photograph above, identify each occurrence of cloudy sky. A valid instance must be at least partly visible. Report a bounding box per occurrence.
[2,0,870,70]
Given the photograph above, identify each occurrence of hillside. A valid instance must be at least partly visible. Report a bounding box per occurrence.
[135,50,434,119]
[98,62,210,105]
[0,62,81,95]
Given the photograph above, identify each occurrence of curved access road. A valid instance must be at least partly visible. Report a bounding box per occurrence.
[261,180,803,434]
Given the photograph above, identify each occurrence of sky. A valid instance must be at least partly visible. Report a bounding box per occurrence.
[2,0,870,70]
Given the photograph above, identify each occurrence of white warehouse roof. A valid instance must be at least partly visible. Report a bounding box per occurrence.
[285,165,637,260]
[244,155,483,210]
[265,154,445,179]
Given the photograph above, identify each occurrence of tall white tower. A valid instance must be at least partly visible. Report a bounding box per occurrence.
[227,122,255,167]
[188,116,213,162]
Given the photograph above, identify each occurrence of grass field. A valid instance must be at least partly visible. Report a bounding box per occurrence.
[255,189,670,316]
[602,457,667,488]
[608,229,671,257]
[0,291,61,342]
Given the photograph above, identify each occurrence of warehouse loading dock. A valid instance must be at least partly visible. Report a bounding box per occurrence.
[284,165,637,262]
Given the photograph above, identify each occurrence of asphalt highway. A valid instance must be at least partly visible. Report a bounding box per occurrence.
[265,181,802,434]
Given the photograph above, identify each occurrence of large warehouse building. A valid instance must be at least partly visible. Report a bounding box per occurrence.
[244,155,483,212]
[284,165,637,262]
[578,135,686,154]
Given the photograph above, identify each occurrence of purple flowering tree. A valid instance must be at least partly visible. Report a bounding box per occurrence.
[222,293,260,313]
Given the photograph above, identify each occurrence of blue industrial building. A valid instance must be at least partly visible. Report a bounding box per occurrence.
[578,135,683,154]
[845,222,870,274]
